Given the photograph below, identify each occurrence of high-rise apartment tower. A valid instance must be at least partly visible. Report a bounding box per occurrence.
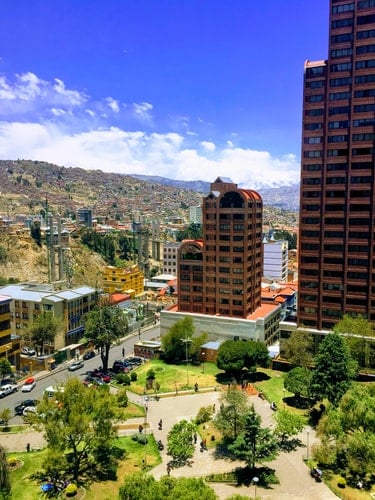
[299,0,375,330]
[178,177,263,318]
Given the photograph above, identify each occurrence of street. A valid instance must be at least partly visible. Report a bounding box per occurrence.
[0,324,160,422]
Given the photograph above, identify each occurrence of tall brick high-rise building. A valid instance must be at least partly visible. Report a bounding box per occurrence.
[299,0,375,330]
[178,177,263,318]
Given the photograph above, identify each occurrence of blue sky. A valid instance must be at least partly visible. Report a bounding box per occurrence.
[0,0,328,188]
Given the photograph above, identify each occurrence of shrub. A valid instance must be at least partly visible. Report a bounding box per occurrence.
[65,483,78,496]
[130,372,137,382]
[7,457,18,467]
[337,478,346,489]
[195,405,214,425]
[117,388,129,407]
[146,369,155,380]
[116,373,131,385]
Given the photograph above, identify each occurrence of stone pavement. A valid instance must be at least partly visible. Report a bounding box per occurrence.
[1,387,338,499]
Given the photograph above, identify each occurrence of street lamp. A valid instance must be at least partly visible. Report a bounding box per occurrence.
[181,336,192,387]
[307,429,310,460]
[202,351,205,373]
[283,388,286,409]
[143,398,149,469]
[252,476,259,499]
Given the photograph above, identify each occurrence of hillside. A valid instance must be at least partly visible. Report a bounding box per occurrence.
[0,231,106,287]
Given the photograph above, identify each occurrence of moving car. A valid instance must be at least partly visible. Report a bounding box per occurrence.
[14,399,38,416]
[68,360,84,371]
[0,384,18,398]
[82,350,95,360]
[21,377,36,392]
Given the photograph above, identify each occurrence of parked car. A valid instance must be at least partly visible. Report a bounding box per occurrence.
[311,467,323,482]
[21,347,36,356]
[68,360,84,371]
[83,350,95,360]
[21,377,36,392]
[127,356,143,366]
[14,399,38,416]
[112,360,132,373]
[23,406,37,416]
[0,384,18,398]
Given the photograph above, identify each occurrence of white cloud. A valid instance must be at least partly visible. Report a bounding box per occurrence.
[133,102,153,121]
[200,141,216,152]
[105,97,120,113]
[0,121,300,188]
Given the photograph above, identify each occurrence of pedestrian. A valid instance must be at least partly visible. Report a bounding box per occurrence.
[158,419,163,430]
[26,443,30,452]
[122,347,125,358]
[193,433,197,444]
[167,464,171,476]
[139,424,143,434]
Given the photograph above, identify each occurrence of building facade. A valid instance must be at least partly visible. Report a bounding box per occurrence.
[102,265,144,298]
[263,239,289,282]
[299,0,375,330]
[178,177,263,318]
[162,242,181,276]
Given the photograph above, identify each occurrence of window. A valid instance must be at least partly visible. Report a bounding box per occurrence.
[328,120,349,129]
[326,177,346,184]
[357,29,375,39]
[306,80,324,88]
[332,3,354,13]
[304,150,322,158]
[357,14,375,25]
[330,77,352,86]
[331,19,353,30]
[303,178,321,185]
[329,91,351,100]
[306,66,324,77]
[304,136,322,144]
[331,33,353,43]
[358,0,375,8]
[328,135,348,143]
[352,133,375,141]
[305,123,323,130]
[353,118,375,127]
[327,163,347,170]
[305,109,324,117]
[356,59,375,69]
[356,44,375,54]
[355,74,375,84]
[304,164,321,171]
[328,106,350,115]
[330,62,352,72]
[306,94,324,102]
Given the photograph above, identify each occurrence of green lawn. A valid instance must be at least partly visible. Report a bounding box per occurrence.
[126,359,224,395]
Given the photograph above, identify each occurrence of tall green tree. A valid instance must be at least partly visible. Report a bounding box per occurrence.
[83,299,128,371]
[28,311,59,355]
[167,420,196,462]
[273,409,305,445]
[243,341,271,374]
[284,366,312,400]
[216,340,248,376]
[214,387,249,440]
[282,330,314,368]
[273,230,297,250]
[0,445,11,499]
[316,384,375,482]
[229,405,279,470]
[334,314,375,369]
[118,233,132,261]
[34,378,121,481]
[0,359,12,380]
[310,332,357,406]
[161,317,195,363]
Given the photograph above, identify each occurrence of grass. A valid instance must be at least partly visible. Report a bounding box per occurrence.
[126,359,224,395]
[120,401,145,419]
[0,424,32,433]
[325,473,374,500]
[7,436,162,500]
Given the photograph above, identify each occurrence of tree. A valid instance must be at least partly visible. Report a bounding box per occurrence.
[118,232,132,261]
[282,330,313,368]
[243,341,270,374]
[334,314,375,369]
[83,299,128,371]
[167,420,196,462]
[119,473,217,500]
[30,220,42,246]
[273,409,305,445]
[311,332,357,405]
[273,230,297,250]
[316,384,375,482]
[161,317,195,364]
[28,311,59,355]
[0,359,12,380]
[216,340,248,376]
[229,405,279,471]
[284,366,312,400]
[0,409,11,427]
[214,386,249,440]
[0,445,11,499]
[33,378,121,481]
[175,223,203,242]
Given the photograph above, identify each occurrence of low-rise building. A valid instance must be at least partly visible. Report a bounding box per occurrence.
[102,265,144,298]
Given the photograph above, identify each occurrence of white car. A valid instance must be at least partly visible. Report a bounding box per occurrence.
[0,384,18,398]
[21,347,36,356]
[21,377,36,392]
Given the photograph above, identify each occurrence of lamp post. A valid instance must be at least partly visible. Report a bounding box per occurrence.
[143,398,149,469]
[181,336,192,387]
[202,351,205,373]
[307,429,310,460]
[252,476,259,499]
[283,388,286,409]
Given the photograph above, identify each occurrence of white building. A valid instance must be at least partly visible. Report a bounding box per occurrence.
[263,238,288,283]
[189,205,203,224]
[162,242,181,276]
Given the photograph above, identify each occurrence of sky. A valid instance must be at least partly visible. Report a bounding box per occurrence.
[0,0,329,188]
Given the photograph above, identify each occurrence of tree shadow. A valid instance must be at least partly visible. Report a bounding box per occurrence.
[284,395,311,409]
[278,437,303,452]
[234,465,279,488]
